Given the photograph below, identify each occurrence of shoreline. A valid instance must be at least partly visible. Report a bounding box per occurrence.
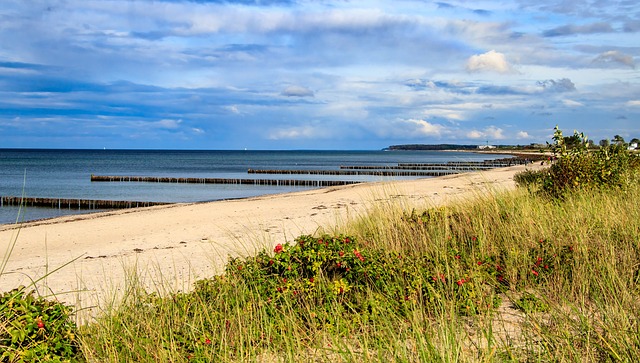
[0,163,543,320]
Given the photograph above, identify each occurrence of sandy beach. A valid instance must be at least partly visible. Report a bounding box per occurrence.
[0,163,541,319]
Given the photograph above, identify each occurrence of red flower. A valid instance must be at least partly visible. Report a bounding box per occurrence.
[274,244,283,253]
[37,319,45,329]
[477,261,482,266]
[353,249,365,262]
[205,338,212,345]
[471,236,477,242]
[283,278,287,283]
[339,251,345,257]
[269,260,274,266]
[344,237,351,243]
[309,278,314,283]
[531,269,539,276]
[454,255,461,260]
[237,265,243,270]
[456,279,466,286]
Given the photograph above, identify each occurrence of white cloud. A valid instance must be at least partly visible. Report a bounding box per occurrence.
[516,131,530,139]
[562,99,584,107]
[267,125,330,140]
[466,50,514,74]
[627,100,640,106]
[155,119,182,129]
[281,85,314,97]
[592,50,636,68]
[466,126,505,140]
[225,105,241,114]
[422,108,466,121]
[403,119,445,136]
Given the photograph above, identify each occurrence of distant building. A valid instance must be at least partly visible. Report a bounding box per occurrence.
[629,143,638,150]
[478,144,496,149]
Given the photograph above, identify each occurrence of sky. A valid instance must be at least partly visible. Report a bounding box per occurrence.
[0,0,638,150]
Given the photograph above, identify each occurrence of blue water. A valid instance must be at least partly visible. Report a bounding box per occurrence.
[0,149,510,224]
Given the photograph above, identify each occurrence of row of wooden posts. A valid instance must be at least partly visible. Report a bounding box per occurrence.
[0,196,168,210]
[3,158,531,210]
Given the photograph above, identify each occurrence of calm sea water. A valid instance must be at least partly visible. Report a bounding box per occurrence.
[0,149,510,224]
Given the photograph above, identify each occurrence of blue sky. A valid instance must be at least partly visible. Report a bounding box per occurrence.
[1,0,638,150]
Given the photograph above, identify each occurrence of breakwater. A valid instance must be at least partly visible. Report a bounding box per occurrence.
[339,165,495,171]
[0,196,169,210]
[246,169,459,177]
[90,175,361,187]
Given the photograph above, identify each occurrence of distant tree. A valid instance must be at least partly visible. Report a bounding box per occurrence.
[631,138,640,145]
[613,135,626,145]
[563,134,582,148]
[599,139,610,147]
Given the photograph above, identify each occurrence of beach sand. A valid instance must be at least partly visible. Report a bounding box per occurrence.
[0,163,542,320]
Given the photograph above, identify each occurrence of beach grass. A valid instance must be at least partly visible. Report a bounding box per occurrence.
[73,168,640,362]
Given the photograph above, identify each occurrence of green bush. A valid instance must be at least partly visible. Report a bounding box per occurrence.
[522,126,639,198]
[0,288,83,362]
[224,234,503,317]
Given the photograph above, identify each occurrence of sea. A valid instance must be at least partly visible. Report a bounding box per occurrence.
[0,149,512,225]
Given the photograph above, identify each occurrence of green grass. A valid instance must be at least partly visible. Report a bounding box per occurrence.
[70,175,640,362]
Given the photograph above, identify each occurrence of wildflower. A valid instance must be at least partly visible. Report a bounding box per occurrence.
[339,251,345,257]
[477,261,483,266]
[535,257,543,266]
[531,269,539,276]
[283,278,287,283]
[353,249,365,262]
[268,260,274,266]
[454,255,461,260]
[472,236,477,242]
[205,338,212,345]
[309,277,314,283]
[456,279,466,286]
[37,319,45,330]
[344,237,351,243]
[274,244,283,253]
[237,265,243,270]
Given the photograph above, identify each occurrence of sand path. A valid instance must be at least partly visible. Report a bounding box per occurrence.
[0,163,541,319]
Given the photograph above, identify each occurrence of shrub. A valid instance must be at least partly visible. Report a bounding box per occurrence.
[224,234,503,317]
[522,126,639,198]
[0,288,83,362]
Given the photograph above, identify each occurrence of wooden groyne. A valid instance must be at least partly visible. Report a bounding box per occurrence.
[339,165,495,171]
[246,169,460,177]
[90,175,361,187]
[398,161,528,168]
[0,196,169,210]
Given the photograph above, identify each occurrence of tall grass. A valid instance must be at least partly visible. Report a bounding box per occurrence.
[77,176,640,362]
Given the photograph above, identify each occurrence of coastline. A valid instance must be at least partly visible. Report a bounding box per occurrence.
[0,163,543,320]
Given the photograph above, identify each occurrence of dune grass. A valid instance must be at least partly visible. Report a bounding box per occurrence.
[72,174,640,362]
